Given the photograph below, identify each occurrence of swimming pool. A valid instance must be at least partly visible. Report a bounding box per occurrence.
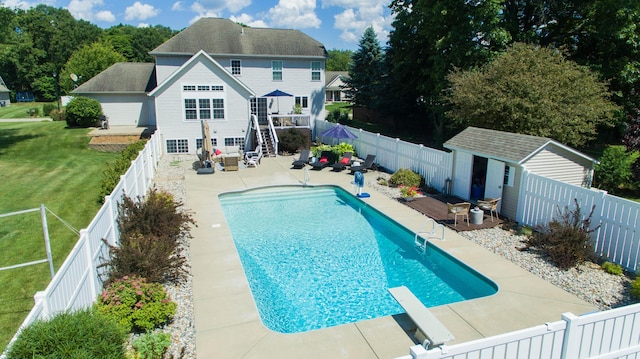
[220,185,497,333]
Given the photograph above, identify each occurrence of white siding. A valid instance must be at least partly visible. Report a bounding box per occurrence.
[90,94,152,127]
[502,163,521,219]
[154,55,189,84]
[524,144,591,186]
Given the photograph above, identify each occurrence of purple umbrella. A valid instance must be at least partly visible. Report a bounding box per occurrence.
[320,124,358,140]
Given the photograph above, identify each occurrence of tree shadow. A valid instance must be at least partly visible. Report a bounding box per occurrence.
[0,128,39,156]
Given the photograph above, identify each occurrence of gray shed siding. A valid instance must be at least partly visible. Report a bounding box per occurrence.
[501,163,522,219]
[524,144,591,187]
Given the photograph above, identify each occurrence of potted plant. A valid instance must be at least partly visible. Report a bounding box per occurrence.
[399,185,418,201]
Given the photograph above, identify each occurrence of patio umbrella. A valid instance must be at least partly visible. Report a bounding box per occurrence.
[201,119,213,164]
[263,89,293,114]
[320,124,358,140]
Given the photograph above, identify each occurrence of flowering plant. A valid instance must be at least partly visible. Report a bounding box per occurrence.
[399,185,418,198]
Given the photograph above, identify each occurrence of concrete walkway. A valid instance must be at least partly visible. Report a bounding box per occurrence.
[182,154,596,358]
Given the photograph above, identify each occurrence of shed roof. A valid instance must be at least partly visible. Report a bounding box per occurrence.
[150,18,327,58]
[443,127,596,165]
[72,63,156,94]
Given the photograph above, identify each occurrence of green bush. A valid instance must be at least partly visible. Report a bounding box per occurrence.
[26,107,40,117]
[131,331,171,359]
[66,96,103,127]
[5,308,126,359]
[99,140,148,202]
[96,275,176,333]
[42,103,56,116]
[278,128,308,153]
[326,108,342,123]
[631,277,640,299]
[49,108,66,121]
[594,145,639,194]
[333,142,356,157]
[103,189,194,283]
[389,168,422,187]
[525,199,600,270]
[312,144,334,158]
[601,261,623,275]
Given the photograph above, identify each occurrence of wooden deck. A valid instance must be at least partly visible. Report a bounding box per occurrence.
[403,195,504,231]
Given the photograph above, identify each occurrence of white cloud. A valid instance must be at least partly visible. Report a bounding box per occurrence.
[67,0,104,21]
[2,0,53,9]
[266,0,321,29]
[95,10,115,22]
[331,2,393,46]
[171,1,183,11]
[137,22,150,27]
[229,13,268,28]
[190,0,251,14]
[125,2,159,21]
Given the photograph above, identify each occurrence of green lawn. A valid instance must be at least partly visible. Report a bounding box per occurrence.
[0,121,118,352]
[0,102,56,119]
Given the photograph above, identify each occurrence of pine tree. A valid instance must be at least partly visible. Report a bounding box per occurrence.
[344,27,384,109]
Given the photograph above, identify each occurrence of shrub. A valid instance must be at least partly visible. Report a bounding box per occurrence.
[49,108,66,121]
[66,96,103,127]
[103,188,194,283]
[326,108,341,123]
[333,142,356,157]
[594,145,639,194]
[632,277,640,299]
[278,128,308,153]
[131,331,171,359]
[96,275,177,332]
[312,144,333,158]
[389,168,422,187]
[26,107,40,117]
[601,261,623,275]
[42,103,56,116]
[525,199,600,270]
[99,140,147,202]
[5,308,126,359]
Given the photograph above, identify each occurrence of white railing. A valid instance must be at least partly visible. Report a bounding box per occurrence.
[518,171,640,272]
[398,302,640,359]
[316,121,452,193]
[1,133,162,357]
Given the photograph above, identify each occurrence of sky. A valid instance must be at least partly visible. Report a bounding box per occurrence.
[1,0,395,50]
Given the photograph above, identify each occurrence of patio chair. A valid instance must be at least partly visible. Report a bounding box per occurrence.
[331,152,353,172]
[310,151,335,170]
[447,202,470,227]
[292,149,311,169]
[349,154,377,174]
[244,147,262,168]
[477,197,500,222]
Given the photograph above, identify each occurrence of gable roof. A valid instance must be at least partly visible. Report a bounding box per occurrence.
[326,71,348,87]
[148,49,255,98]
[0,74,9,93]
[150,18,327,58]
[72,63,156,94]
[443,126,596,165]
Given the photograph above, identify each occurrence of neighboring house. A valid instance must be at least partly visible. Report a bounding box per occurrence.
[0,74,10,107]
[325,71,349,102]
[443,127,598,219]
[74,18,327,154]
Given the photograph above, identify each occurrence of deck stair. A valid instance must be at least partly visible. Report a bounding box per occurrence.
[259,129,275,157]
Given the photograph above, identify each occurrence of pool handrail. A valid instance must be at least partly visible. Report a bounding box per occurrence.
[414,218,445,251]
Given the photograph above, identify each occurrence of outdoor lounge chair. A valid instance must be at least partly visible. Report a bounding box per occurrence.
[331,152,353,172]
[349,154,377,174]
[292,149,311,169]
[477,197,500,222]
[447,202,470,227]
[244,147,262,168]
[310,151,335,170]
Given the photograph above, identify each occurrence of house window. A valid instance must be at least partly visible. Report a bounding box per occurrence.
[224,137,245,151]
[166,139,189,153]
[199,99,211,119]
[211,85,224,91]
[272,60,283,81]
[504,165,515,187]
[231,60,241,75]
[183,85,196,91]
[184,99,197,119]
[196,138,217,149]
[212,99,224,119]
[295,96,308,108]
[197,85,210,91]
[311,61,321,81]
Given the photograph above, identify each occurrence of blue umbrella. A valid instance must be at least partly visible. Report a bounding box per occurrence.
[263,89,293,114]
[320,124,358,140]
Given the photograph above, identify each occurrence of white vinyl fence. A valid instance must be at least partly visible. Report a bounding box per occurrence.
[316,121,453,193]
[1,133,162,357]
[518,171,640,272]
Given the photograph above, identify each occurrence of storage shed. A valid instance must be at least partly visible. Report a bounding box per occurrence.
[443,127,597,219]
[0,74,10,107]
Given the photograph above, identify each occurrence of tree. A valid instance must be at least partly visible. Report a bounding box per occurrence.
[60,42,126,93]
[344,27,384,109]
[326,49,352,71]
[105,24,176,62]
[594,145,638,194]
[445,43,620,147]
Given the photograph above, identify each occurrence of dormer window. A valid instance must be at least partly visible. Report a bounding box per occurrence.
[231,60,241,75]
[272,60,283,81]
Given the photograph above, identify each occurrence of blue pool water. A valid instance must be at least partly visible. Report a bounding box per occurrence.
[220,185,497,333]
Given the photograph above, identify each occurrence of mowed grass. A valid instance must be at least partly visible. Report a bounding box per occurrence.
[0,102,55,119]
[0,121,118,352]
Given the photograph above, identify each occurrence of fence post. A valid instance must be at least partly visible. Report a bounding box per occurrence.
[40,204,55,278]
[560,312,580,359]
[80,228,100,299]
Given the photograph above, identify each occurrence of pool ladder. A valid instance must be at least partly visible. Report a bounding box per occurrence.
[414,218,445,252]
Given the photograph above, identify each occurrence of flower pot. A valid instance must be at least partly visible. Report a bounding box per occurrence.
[402,196,414,202]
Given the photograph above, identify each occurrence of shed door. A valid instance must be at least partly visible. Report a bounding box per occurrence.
[485,159,505,206]
[453,151,472,199]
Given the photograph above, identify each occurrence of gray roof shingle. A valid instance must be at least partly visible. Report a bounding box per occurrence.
[325,71,348,86]
[150,18,327,58]
[72,63,156,94]
[444,127,563,164]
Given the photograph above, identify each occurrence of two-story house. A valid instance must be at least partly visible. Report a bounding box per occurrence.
[73,18,327,155]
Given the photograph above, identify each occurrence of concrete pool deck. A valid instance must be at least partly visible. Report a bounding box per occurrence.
[183,154,597,358]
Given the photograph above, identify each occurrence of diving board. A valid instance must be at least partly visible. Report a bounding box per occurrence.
[389,286,455,348]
